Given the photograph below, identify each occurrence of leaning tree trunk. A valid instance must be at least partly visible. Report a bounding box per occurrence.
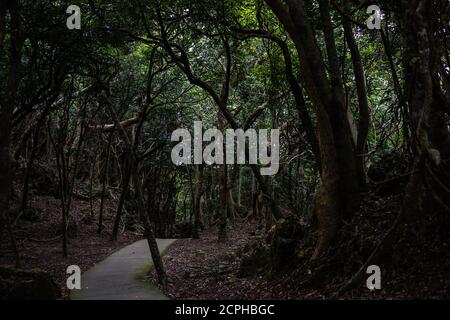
[111,154,131,241]
[102,90,167,286]
[130,156,167,287]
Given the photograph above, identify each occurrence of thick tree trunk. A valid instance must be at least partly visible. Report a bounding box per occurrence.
[265,0,360,257]
[318,0,360,217]
[400,0,450,217]
[311,98,342,260]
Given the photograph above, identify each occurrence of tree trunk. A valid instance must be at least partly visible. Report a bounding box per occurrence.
[89,160,95,219]
[130,157,167,287]
[111,155,131,240]
[265,0,358,257]
[237,167,242,206]
[101,89,167,286]
[192,164,204,239]
[318,0,361,217]
[98,132,113,235]
[342,2,370,190]
[218,112,228,242]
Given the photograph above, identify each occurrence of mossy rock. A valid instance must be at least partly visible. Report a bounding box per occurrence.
[265,214,304,272]
[0,267,61,300]
[239,240,271,276]
[239,214,304,276]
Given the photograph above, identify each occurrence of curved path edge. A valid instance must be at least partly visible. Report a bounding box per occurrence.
[70,238,177,300]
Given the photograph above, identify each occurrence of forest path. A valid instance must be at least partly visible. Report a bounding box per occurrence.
[70,238,177,300]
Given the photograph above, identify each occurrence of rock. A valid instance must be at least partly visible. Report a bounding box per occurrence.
[239,214,304,275]
[238,241,270,276]
[265,214,304,272]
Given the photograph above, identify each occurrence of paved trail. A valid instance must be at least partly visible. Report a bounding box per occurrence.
[71,238,176,300]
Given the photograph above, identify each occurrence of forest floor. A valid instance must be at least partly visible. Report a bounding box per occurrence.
[1,184,449,300]
[150,197,450,299]
[0,189,141,299]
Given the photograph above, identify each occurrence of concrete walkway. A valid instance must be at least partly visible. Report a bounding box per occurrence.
[70,238,177,300]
